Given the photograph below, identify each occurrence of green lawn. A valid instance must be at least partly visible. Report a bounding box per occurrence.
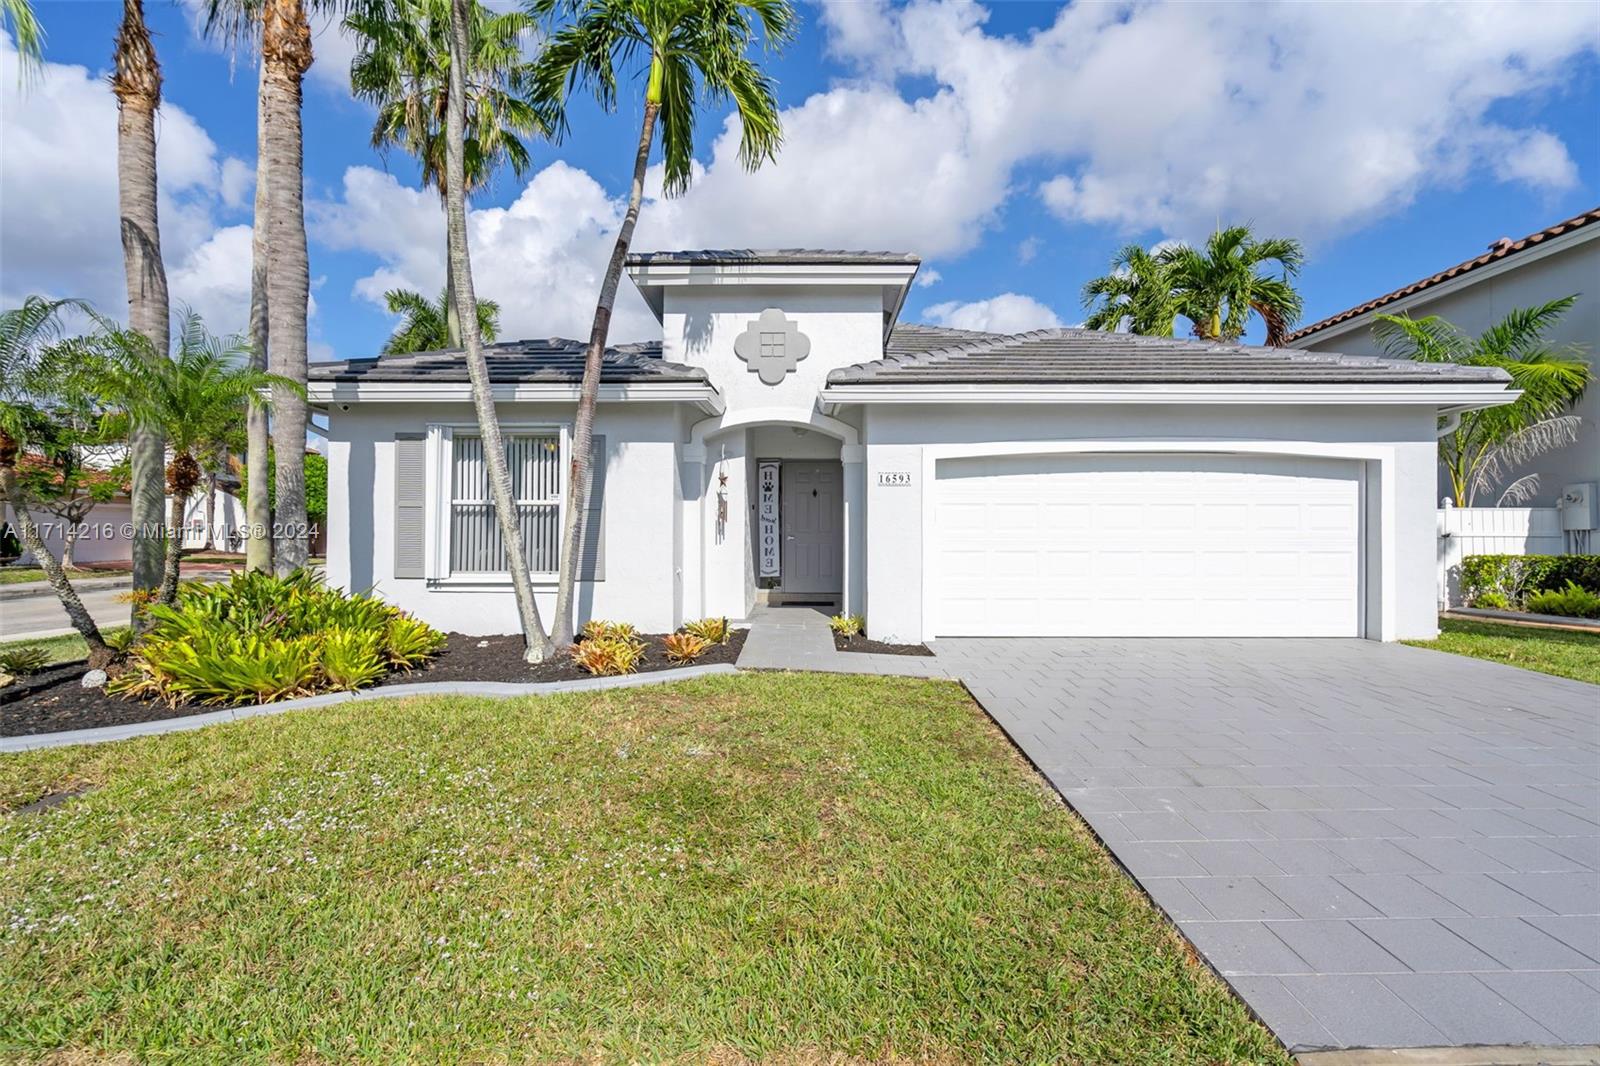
[1407,616,1600,685]
[0,628,130,667]
[0,568,46,585]
[0,675,1286,1064]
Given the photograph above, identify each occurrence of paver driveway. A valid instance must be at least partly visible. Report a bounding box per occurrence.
[932,638,1600,1053]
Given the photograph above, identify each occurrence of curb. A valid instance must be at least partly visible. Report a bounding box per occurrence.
[1442,606,1600,632]
[1,664,741,752]
[0,576,136,601]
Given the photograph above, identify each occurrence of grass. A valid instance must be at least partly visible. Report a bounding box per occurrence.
[0,675,1287,1064]
[1406,616,1600,685]
[0,568,46,585]
[0,628,130,667]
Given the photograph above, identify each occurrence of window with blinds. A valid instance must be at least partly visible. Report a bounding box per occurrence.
[449,433,562,574]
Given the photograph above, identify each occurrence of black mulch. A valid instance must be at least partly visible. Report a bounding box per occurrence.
[833,632,933,657]
[0,630,747,739]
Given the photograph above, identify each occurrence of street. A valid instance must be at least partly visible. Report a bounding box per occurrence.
[1,586,137,641]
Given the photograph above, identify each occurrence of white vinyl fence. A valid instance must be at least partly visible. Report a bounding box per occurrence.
[1436,504,1563,607]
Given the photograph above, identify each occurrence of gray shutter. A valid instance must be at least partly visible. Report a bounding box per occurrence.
[578,434,605,581]
[393,434,426,579]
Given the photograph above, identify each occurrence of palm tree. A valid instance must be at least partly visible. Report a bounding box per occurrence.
[443,0,551,661]
[1164,226,1305,345]
[111,0,170,620]
[1375,297,1591,507]
[347,0,547,347]
[1081,244,1181,337]
[91,312,294,603]
[2,0,44,77]
[0,298,114,666]
[246,57,272,574]
[381,287,500,353]
[530,0,794,646]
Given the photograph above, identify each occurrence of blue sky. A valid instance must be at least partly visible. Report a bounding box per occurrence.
[3,0,1598,360]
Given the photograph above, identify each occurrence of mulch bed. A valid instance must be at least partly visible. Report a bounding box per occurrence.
[0,630,747,739]
[833,632,933,657]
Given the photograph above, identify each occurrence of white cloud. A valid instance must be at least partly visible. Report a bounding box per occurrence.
[219,157,255,210]
[1017,236,1040,264]
[915,268,942,288]
[820,0,1595,241]
[0,31,255,336]
[923,293,1061,334]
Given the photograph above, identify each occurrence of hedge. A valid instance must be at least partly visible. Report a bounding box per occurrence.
[1459,553,1600,606]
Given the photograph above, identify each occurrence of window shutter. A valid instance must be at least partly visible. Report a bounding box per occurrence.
[393,434,426,579]
[578,435,605,581]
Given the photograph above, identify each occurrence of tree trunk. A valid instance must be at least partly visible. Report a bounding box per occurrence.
[262,0,312,576]
[246,53,274,574]
[446,0,551,663]
[0,462,112,667]
[62,521,80,571]
[203,469,218,551]
[158,491,184,605]
[444,218,462,349]
[550,68,661,648]
[112,0,169,623]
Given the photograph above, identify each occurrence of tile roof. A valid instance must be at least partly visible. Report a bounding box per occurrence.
[305,338,709,384]
[626,248,920,267]
[828,327,1511,386]
[1287,206,1600,342]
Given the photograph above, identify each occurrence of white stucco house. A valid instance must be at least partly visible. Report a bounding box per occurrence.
[308,249,1515,644]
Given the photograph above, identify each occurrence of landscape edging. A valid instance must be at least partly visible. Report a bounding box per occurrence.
[1,664,741,753]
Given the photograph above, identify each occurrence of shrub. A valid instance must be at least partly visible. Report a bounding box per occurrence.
[582,619,638,643]
[1470,591,1511,611]
[1460,554,1600,605]
[664,632,710,663]
[569,636,645,676]
[107,570,444,706]
[681,616,730,644]
[0,645,50,675]
[1524,581,1600,619]
[830,613,864,638]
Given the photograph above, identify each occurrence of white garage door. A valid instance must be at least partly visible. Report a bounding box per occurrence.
[932,453,1362,637]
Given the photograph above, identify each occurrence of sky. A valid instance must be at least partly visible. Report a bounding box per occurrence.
[2,0,1598,362]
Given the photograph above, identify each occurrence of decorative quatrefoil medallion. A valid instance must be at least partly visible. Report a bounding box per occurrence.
[733,308,810,385]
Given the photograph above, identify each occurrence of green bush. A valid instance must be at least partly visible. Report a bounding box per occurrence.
[1460,554,1600,605]
[1524,581,1600,619]
[681,616,730,644]
[0,645,50,675]
[1470,590,1511,611]
[108,570,444,706]
[830,613,864,638]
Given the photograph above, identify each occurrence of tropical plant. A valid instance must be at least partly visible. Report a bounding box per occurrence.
[89,311,295,604]
[681,615,729,644]
[581,618,638,643]
[111,0,170,613]
[0,297,115,665]
[1375,297,1591,506]
[1470,590,1511,611]
[2,0,44,77]
[829,612,863,638]
[0,644,50,676]
[1163,226,1305,345]
[530,0,794,647]
[109,569,445,705]
[662,631,708,663]
[347,0,548,348]
[1081,244,1181,337]
[381,287,500,353]
[569,634,645,675]
[1525,581,1600,619]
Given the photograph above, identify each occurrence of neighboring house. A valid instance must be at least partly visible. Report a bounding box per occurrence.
[1290,207,1599,506]
[309,249,1513,643]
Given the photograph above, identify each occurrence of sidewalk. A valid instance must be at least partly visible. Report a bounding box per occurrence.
[734,604,954,678]
[0,564,238,601]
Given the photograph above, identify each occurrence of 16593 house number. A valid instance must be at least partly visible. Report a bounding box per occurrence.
[877,471,913,487]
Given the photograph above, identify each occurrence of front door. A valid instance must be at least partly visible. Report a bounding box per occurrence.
[781,461,842,597]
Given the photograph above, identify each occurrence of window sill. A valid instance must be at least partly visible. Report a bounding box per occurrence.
[427,575,559,590]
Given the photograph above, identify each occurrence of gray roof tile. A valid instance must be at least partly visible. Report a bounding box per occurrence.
[831,327,1511,386]
[306,338,709,385]
[626,248,920,267]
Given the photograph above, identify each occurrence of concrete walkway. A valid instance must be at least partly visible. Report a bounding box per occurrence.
[934,637,1600,1055]
[734,605,953,677]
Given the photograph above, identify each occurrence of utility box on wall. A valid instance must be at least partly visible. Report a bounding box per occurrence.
[1558,482,1598,531]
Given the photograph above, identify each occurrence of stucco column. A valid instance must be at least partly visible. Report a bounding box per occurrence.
[841,444,865,617]
[681,443,706,622]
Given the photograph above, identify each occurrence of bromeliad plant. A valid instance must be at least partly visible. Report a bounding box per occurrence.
[829,613,864,639]
[109,570,446,706]
[681,616,730,645]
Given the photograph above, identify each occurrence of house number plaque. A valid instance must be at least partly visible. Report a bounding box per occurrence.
[877,471,913,486]
[757,461,781,578]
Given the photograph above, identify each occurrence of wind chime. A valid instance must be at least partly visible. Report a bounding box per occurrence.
[715,445,729,542]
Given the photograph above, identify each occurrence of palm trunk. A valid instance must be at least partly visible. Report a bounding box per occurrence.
[551,61,661,648]
[203,469,218,551]
[446,0,551,663]
[112,0,169,622]
[262,0,312,576]
[246,54,273,574]
[0,462,112,667]
[444,217,462,349]
[158,492,184,605]
[62,521,81,571]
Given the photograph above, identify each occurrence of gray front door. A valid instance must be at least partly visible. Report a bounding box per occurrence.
[781,461,842,596]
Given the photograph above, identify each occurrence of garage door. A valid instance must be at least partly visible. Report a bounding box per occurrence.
[932,453,1362,637]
